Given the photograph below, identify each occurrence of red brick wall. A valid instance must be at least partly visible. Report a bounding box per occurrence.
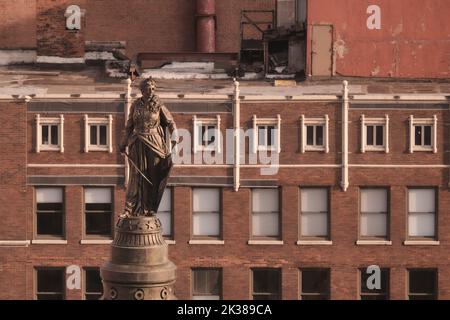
[36,0,85,58]
[308,0,450,78]
[2,99,450,299]
[0,101,27,240]
[0,0,36,49]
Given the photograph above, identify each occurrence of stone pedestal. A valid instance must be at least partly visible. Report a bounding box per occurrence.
[100,216,177,300]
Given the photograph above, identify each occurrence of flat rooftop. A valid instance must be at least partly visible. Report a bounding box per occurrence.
[0,65,449,97]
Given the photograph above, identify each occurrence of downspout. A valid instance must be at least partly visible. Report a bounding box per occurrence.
[124,78,132,187]
[341,80,349,191]
[196,0,216,53]
[233,79,240,192]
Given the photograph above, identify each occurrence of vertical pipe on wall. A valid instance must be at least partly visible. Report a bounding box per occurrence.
[196,0,216,53]
[233,79,240,192]
[341,80,349,191]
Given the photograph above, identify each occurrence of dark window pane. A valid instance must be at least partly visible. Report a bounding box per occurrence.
[36,294,64,300]
[253,269,280,294]
[51,125,58,145]
[316,126,324,146]
[90,125,97,145]
[409,270,436,294]
[37,269,64,293]
[37,212,63,235]
[361,295,388,300]
[306,126,314,145]
[207,125,216,145]
[376,126,384,146]
[85,293,102,300]
[409,295,436,300]
[267,126,275,146]
[85,269,102,293]
[193,269,220,295]
[302,269,329,294]
[253,294,279,300]
[99,125,107,145]
[301,295,329,300]
[366,126,374,145]
[360,269,389,294]
[415,126,422,145]
[258,126,266,146]
[424,126,432,146]
[37,203,63,211]
[85,213,111,235]
[42,126,49,145]
[86,203,112,211]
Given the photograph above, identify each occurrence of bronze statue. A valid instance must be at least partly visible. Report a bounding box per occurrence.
[119,78,177,217]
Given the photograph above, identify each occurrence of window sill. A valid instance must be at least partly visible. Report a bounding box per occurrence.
[412,147,434,152]
[356,240,392,246]
[364,147,387,152]
[403,240,439,246]
[296,240,333,245]
[0,240,30,247]
[38,147,61,152]
[86,147,110,152]
[31,239,67,245]
[188,240,224,245]
[80,239,113,245]
[248,240,284,245]
[165,240,176,245]
[304,147,326,152]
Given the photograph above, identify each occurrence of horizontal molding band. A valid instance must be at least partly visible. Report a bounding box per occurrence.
[350,103,449,109]
[28,164,125,168]
[28,101,124,113]
[31,239,68,245]
[27,176,124,185]
[27,101,231,114]
[0,240,30,247]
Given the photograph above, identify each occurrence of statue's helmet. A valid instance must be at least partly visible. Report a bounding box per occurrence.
[140,78,156,95]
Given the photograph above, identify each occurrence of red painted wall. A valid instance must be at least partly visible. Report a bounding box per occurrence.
[307,0,450,78]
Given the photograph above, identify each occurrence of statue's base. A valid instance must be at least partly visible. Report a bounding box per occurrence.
[100,216,177,300]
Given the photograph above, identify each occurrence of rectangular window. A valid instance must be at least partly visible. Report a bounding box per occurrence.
[41,124,59,146]
[414,125,432,147]
[366,125,384,147]
[360,189,388,238]
[192,269,222,300]
[252,189,280,238]
[84,268,102,300]
[36,188,64,238]
[306,125,324,147]
[35,268,65,300]
[360,268,389,300]
[408,269,437,300]
[198,124,217,148]
[89,124,108,147]
[84,188,113,238]
[300,269,330,300]
[300,188,329,238]
[158,188,172,238]
[258,125,276,148]
[252,269,281,300]
[193,188,220,238]
[408,188,436,238]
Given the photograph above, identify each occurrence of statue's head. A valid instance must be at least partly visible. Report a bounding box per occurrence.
[140,78,156,98]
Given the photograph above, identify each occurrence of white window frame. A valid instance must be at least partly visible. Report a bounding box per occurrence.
[252,115,281,153]
[361,115,389,153]
[409,115,437,153]
[84,115,113,153]
[193,115,221,153]
[251,188,280,238]
[299,188,329,239]
[359,188,389,239]
[300,115,329,153]
[407,188,436,239]
[36,114,64,153]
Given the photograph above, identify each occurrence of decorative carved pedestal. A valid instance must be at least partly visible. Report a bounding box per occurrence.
[100,216,177,300]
